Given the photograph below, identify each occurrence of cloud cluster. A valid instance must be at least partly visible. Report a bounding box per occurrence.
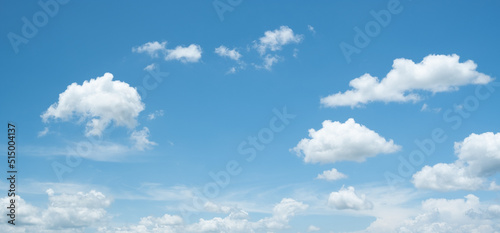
[215,25,303,72]
[133,41,202,63]
[0,189,111,232]
[396,194,500,232]
[321,54,492,108]
[41,73,145,137]
[328,186,373,210]
[413,132,500,191]
[293,118,400,164]
[99,198,307,233]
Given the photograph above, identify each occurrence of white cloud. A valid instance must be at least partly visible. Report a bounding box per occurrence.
[226,67,237,74]
[316,168,347,181]
[262,54,280,70]
[132,41,167,58]
[413,132,500,191]
[144,63,156,71]
[412,162,484,191]
[255,26,303,55]
[293,118,400,164]
[359,193,500,233]
[41,73,145,137]
[293,48,299,58]
[307,25,316,34]
[328,186,373,210]
[308,225,320,232]
[204,201,232,214]
[165,44,202,63]
[0,189,112,232]
[147,109,164,120]
[215,45,242,61]
[131,127,157,151]
[99,198,307,233]
[396,194,500,233]
[38,127,49,137]
[321,54,492,108]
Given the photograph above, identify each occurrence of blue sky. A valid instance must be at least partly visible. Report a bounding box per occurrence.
[1,1,500,232]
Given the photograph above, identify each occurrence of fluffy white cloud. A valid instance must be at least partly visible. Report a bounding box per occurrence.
[328,186,373,210]
[396,194,500,233]
[321,54,492,108]
[308,225,320,232]
[316,168,347,181]
[413,132,500,191]
[0,189,112,232]
[261,54,280,70]
[41,73,145,137]
[99,198,307,233]
[165,44,202,63]
[215,45,241,61]
[255,26,303,55]
[132,41,167,58]
[203,201,232,214]
[455,132,500,176]
[130,127,157,151]
[293,118,400,164]
[412,163,484,191]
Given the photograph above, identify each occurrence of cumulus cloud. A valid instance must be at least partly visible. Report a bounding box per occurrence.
[396,194,500,233]
[0,189,111,232]
[254,26,303,55]
[328,186,373,210]
[165,44,202,63]
[215,45,242,61]
[316,168,347,181]
[293,118,400,164]
[130,127,157,151]
[132,41,167,58]
[41,73,145,137]
[99,198,307,233]
[321,54,492,108]
[413,132,500,191]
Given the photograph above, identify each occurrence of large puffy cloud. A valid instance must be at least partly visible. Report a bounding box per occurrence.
[321,54,492,108]
[413,132,500,191]
[293,118,400,164]
[328,186,373,210]
[41,73,145,137]
[165,44,202,63]
[254,26,303,55]
[0,189,112,232]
